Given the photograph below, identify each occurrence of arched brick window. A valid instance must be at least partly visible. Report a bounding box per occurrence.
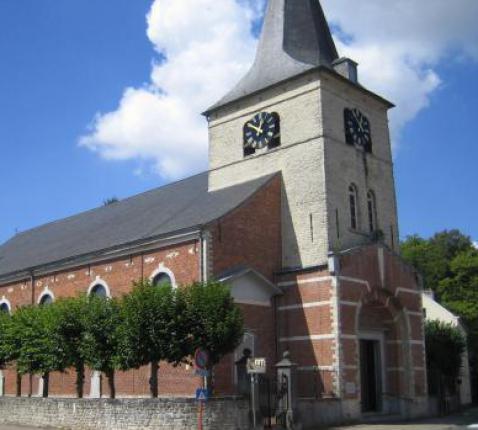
[152,272,172,287]
[39,294,54,306]
[90,284,108,298]
[367,190,378,232]
[87,279,111,299]
[150,266,177,289]
[0,301,11,314]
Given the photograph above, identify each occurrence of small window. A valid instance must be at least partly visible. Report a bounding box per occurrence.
[0,303,10,314]
[152,273,172,287]
[349,184,358,230]
[90,284,108,298]
[39,294,53,306]
[367,190,378,232]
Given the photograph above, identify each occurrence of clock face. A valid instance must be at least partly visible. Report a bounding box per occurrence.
[344,108,372,152]
[244,112,278,150]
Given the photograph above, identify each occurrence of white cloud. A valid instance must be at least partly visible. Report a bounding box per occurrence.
[80,0,478,179]
[321,0,478,144]
[80,0,264,180]
[473,241,478,250]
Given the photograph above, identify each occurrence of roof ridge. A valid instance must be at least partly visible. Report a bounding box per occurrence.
[6,170,208,243]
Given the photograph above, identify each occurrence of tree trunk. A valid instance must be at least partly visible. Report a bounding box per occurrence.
[15,372,21,397]
[28,373,32,397]
[106,370,115,399]
[149,361,159,398]
[42,373,49,398]
[76,363,85,398]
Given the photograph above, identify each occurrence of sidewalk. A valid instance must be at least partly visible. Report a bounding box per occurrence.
[332,407,478,430]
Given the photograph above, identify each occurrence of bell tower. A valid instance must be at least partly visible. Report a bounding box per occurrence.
[205,0,399,270]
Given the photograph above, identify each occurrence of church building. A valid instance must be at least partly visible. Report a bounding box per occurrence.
[0,0,428,426]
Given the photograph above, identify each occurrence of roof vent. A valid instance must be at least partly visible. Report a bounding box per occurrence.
[333,57,359,84]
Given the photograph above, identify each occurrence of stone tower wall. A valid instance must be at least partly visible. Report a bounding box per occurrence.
[208,71,330,269]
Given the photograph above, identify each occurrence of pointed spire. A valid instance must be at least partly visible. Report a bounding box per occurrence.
[206,0,339,113]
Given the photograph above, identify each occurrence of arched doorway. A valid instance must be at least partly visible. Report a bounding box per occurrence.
[356,291,411,415]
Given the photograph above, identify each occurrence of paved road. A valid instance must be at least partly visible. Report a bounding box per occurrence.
[333,408,478,430]
[0,427,54,430]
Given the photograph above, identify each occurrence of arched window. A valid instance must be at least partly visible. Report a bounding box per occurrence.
[0,302,10,314]
[39,294,53,306]
[349,184,359,230]
[90,284,108,298]
[152,272,172,287]
[367,190,378,232]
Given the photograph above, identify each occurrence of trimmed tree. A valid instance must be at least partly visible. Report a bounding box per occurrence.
[53,296,90,398]
[10,305,67,397]
[82,295,122,399]
[1,310,22,396]
[0,311,16,392]
[117,280,190,398]
[425,320,466,387]
[183,282,244,389]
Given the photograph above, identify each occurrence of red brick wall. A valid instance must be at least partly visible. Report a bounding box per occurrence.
[213,303,276,395]
[210,175,282,281]
[337,245,427,402]
[275,269,336,397]
[0,240,202,398]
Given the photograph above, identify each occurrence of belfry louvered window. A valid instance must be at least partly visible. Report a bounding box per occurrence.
[367,190,378,232]
[349,184,358,230]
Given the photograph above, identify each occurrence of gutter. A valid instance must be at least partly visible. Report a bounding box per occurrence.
[0,228,202,285]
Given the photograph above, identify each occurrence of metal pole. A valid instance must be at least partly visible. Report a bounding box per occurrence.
[251,374,257,429]
[198,401,204,430]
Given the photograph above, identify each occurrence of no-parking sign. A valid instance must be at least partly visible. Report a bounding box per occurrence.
[194,348,210,370]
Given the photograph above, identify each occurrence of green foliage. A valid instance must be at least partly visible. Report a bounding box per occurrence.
[53,296,90,397]
[425,320,466,378]
[117,280,190,397]
[183,282,244,367]
[118,280,189,369]
[9,305,67,377]
[81,295,123,398]
[0,280,244,398]
[402,229,478,399]
[82,296,121,374]
[0,312,15,368]
[401,229,474,292]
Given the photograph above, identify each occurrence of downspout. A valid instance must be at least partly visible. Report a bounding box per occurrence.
[140,253,144,281]
[30,271,35,305]
[200,230,208,283]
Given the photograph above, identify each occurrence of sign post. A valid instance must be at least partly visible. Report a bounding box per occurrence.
[247,357,267,429]
[194,349,210,430]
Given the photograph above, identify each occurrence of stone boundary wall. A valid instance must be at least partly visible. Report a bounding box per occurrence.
[0,397,249,430]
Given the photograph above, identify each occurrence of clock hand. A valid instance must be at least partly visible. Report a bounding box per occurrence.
[352,111,365,133]
[247,123,264,134]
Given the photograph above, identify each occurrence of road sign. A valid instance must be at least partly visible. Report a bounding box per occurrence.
[194,368,210,377]
[247,357,267,374]
[194,349,210,370]
[196,388,209,402]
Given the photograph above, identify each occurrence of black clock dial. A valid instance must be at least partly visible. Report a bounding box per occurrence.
[344,108,372,152]
[244,112,278,150]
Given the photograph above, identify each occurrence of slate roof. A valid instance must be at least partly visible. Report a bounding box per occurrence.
[206,0,339,112]
[0,173,276,280]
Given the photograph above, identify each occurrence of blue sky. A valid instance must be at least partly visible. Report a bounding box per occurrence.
[0,0,477,245]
